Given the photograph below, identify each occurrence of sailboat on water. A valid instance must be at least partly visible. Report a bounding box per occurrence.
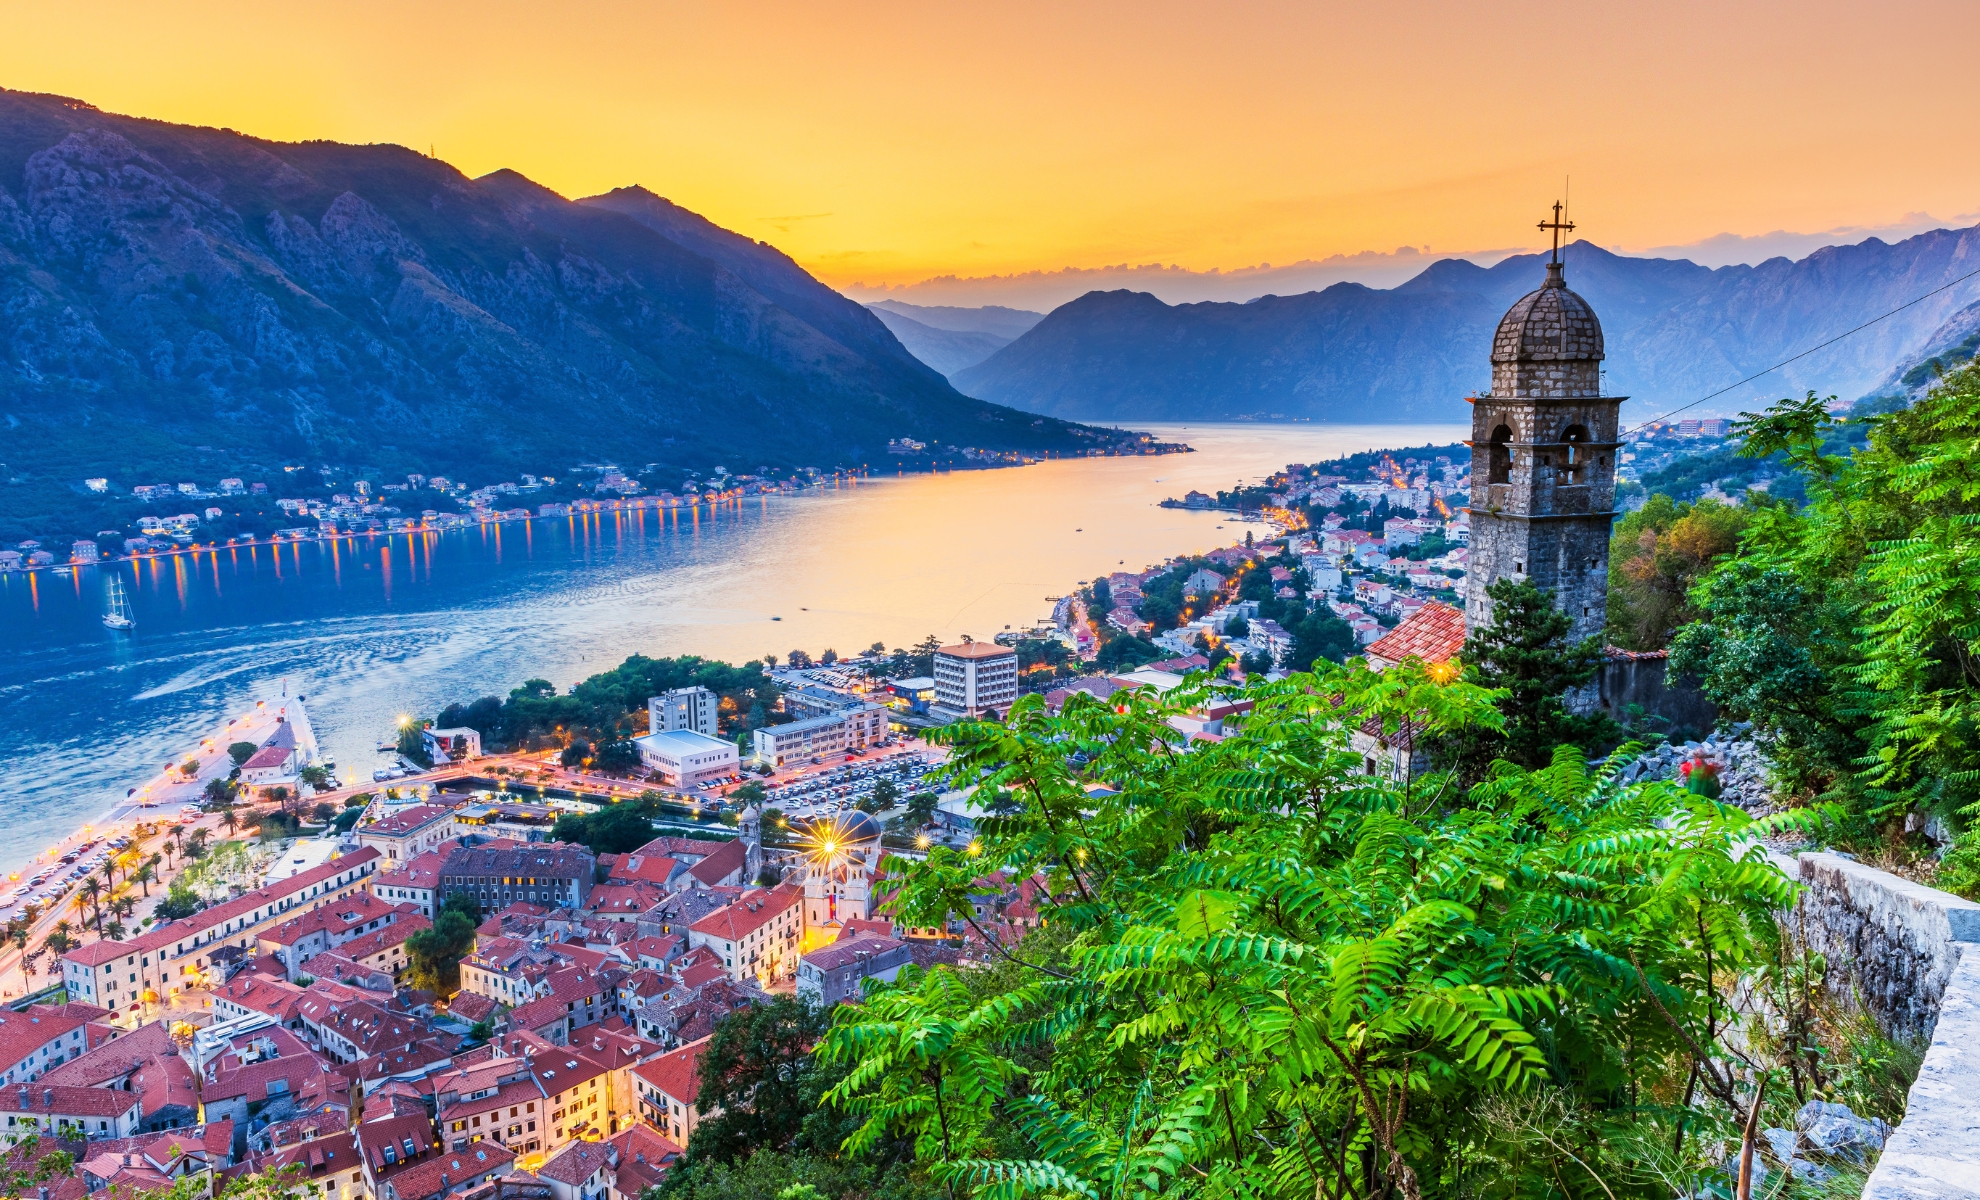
[103,576,135,631]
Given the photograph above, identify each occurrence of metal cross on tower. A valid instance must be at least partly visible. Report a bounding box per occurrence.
[1538,200,1576,264]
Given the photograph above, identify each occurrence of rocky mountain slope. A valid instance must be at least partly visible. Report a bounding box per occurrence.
[867,301,1044,340]
[0,89,1115,493]
[866,307,1012,377]
[955,234,1980,423]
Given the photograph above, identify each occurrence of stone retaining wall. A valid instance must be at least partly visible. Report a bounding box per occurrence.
[1769,852,1980,1198]
[1781,851,1980,1038]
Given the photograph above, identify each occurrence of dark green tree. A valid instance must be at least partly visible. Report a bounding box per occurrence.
[857,779,900,815]
[1290,609,1357,668]
[1463,576,1613,768]
[594,739,641,773]
[680,996,850,1167]
[226,742,258,766]
[550,804,656,855]
[405,896,480,995]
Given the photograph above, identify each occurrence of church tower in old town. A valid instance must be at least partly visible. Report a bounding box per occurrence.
[1464,206,1623,645]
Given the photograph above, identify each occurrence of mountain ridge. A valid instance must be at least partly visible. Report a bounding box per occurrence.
[953,234,1980,422]
[0,89,1117,497]
[865,307,1013,377]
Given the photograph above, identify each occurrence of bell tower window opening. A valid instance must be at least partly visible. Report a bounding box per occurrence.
[1560,424,1590,482]
[1488,424,1513,484]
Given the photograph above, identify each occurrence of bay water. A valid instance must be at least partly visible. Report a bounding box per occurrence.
[0,421,1465,874]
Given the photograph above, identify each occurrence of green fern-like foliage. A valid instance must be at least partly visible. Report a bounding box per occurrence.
[1673,359,1980,887]
[816,660,1795,1199]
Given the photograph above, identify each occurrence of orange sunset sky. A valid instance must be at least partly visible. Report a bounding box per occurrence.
[5,0,1978,292]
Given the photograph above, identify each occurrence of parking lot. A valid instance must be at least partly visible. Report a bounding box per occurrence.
[761,748,940,823]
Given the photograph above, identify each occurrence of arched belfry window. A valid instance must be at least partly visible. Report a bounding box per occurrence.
[1560,424,1590,482]
[1488,424,1513,484]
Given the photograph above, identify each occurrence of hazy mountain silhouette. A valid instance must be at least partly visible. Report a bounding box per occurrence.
[867,301,1044,340]
[0,89,1116,487]
[866,307,1013,377]
[954,235,1980,423]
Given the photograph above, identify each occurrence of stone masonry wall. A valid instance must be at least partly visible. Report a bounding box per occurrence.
[1762,852,1980,1198]
[1777,852,1980,1038]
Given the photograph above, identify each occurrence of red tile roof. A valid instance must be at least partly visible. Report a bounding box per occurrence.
[631,1037,709,1105]
[685,839,748,887]
[39,1019,172,1088]
[538,1138,613,1185]
[677,961,726,990]
[0,1004,109,1078]
[445,992,500,1024]
[609,854,682,886]
[834,919,894,943]
[337,915,430,961]
[1363,600,1467,670]
[379,1140,512,1200]
[215,975,310,1021]
[586,882,669,916]
[687,883,799,942]
[604,1124,682,1194]
[356,1112,437,1174]
[374,851,448,890]
[364,805,454,836]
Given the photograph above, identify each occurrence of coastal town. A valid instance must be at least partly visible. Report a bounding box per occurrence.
[0,681,1021,1200]
[0,185,1966,1199]
[0,437,1182,574]
[0,433,1495,1200]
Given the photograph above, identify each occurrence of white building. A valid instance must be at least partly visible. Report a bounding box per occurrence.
[931,641,1018,719]
[800,811,883,931]
[751,705,886,767]
[634,729,738,786]
[421,726,483,762]
[649,686,719,738]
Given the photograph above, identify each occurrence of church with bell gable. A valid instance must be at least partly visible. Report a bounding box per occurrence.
[1355,207,1703,774]
[1462,242,1624,645]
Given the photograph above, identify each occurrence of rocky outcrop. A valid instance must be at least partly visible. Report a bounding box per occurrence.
[1619,723,1773,812]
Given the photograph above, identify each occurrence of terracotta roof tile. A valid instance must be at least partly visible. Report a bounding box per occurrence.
[1363,601,1467,669]
[631,1037,708,1104]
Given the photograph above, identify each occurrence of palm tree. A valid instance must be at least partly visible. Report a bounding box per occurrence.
[76,878,103,931]
[186,828,211,858]
[134,860,158,897]
[167,824,185,863]
[112,893,137,923]
[103,919,127,942]
[218,804,240,839]
[42,923,74,958]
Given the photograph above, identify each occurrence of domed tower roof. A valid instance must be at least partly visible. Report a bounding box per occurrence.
[838,810,884,844]
[802,810,884,846]
[1492,260,1604,365]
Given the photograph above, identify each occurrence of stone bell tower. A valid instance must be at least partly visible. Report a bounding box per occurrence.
[1464,205,1623,645]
